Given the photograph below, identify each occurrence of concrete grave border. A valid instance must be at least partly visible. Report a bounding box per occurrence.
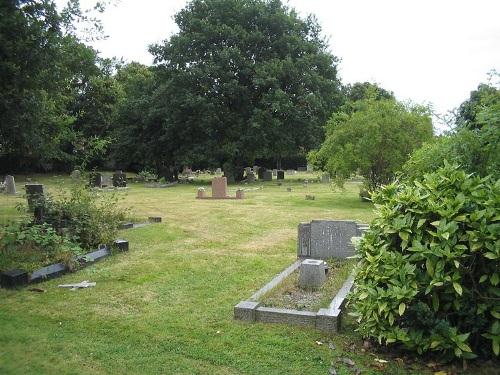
[234,259,355,333]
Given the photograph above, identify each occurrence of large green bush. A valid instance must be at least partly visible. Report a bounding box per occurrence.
[350,164,499,359]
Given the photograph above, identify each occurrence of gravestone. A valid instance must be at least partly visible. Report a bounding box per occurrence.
[114,239,129,252]
[297,166,307,172]
[257,167,265,180]
[286,170,295,175]
[25,184,45,211]
[305,195,315,200]
[246,171,256,182]
[216,167,222,174]
[4,175,16,194]
[244,167,252,175]
[212,177,228,198]
[307,164,313,172]
[277,170,285,180]
[299,259,327,289]
[272,169,277,176]
[112,171,127,187]
[70,170,81,180]
[90,172,102,188]
[309,220,358,259]
[102,175,112,187]
[262,170,272,181]
[321,174,330,183]
[197,188,206,198]
[148,216,162,223]
[236,189,245,199]
[0,269,29,288]
[297,223,311,257]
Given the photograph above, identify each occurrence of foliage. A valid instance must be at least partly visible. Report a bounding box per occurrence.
[309,98,433,190]
[402,79,500,180]
[350,164,500,359]
[0,221,83,272]
[38,181,127,250]
[136,169,158,182]
[148,0,343,181]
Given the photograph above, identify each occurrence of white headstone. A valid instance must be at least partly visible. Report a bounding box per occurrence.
[4,175,16,194]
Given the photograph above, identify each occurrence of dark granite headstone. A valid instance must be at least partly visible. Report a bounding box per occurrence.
[1,269,28,288]
[277,170,285,180]
[297,223,311,258]
[25,184,45,211]
[262,170,272,181]
[120,222,134,229]
[29,263,67,283]
[112,171,127,187]
[90,172,102,188]
[114,239,129,252]
[310,220,358,259]
[257,168,265,180]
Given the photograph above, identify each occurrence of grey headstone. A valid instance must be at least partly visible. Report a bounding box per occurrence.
[297,223,311,257]
[272,169,277,176]
[215,167,222,174]
[310,220,358,259]
[4,175,16,194]
[299,259,327,289]
[307,163,313,172]
[25,184,44,211]
[246,171,256,182]
[321,174,330,184]
[262,170,272,181]
[112,171,127,187]
[90,172,102,188]
[70,170,81,180]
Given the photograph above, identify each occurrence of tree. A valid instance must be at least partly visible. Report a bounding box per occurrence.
[402,77,500,180]
[148,0,343,181]
[0,0,112,172]
[309,98,433,190]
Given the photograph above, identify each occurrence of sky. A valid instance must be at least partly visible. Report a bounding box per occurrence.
[59,0,500,131]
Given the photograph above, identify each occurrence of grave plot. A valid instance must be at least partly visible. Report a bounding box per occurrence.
[196,177,244,199]
[234,220,368,333]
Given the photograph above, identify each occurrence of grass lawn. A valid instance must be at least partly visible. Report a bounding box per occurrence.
[0,173,496,374]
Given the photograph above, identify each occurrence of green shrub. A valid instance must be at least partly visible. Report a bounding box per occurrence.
[0,222,83,272]
[40,182,127,250]
[350,163,499,360]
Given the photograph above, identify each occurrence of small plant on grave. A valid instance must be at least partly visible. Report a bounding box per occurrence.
[36,181,127,250]
[0,221,83,272]
[349,163,500,361]
[137,169,158,182]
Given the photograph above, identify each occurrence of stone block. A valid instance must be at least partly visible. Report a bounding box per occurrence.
[256,307,316,327]
[236,189,245,199]
[262,170,272,181]
[25,184,45,211]
[272,169,277,176]
[4,175,16,194]
[246,171,256,182]
[112,171,127,187]
[234,301,260,321]
[90,172,102,188]
[299,259,327,289]
[120,222,134,229]
[212,177,227,198]
[297,223,311,257]
[310,220,358,259]
[29,263,67,283]
[114,239,129,252]
[316,308,339,332]
[1,269,28,288]
[197,188,206,198]
[148,216,162,223]
[277,170,285,180]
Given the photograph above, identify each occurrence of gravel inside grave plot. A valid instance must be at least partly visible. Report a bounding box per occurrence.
[259,259,355,312]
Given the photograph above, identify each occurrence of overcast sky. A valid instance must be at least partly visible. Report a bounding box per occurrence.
[60,0,500,130]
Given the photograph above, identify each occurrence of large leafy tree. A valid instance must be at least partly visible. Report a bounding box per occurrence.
[0,0,113,172]
[149,0,343,181]
[310,98,434,190]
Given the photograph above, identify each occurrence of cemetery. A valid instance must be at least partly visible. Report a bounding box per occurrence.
[1,0,498,374]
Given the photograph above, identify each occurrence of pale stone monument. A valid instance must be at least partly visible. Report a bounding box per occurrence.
[4,175,16,194]
[212,176,228,198]
[197,187,206,198]
[299,259,328,289]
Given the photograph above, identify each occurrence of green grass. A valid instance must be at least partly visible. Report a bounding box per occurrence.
[0,173,496,374]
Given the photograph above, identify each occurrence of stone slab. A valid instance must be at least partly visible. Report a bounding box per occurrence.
[310,220,357,259]
[234,301,260,321]
[1,269,29,288]
[114,239,129,252]
[255,307,316,327]
[29,263,67,283]
[212,177,228,198]
[297,223,311,258]
[299,259,327,289]
[262,170,273,181]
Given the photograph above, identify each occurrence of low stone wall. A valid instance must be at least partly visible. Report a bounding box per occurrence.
[234,262,354,333]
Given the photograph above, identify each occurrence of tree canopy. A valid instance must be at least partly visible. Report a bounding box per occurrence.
[309,98,434,190]
[147,0,343,180]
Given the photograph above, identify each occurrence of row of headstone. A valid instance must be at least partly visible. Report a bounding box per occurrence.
[90,172,127,188]
[297,220,369,259]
